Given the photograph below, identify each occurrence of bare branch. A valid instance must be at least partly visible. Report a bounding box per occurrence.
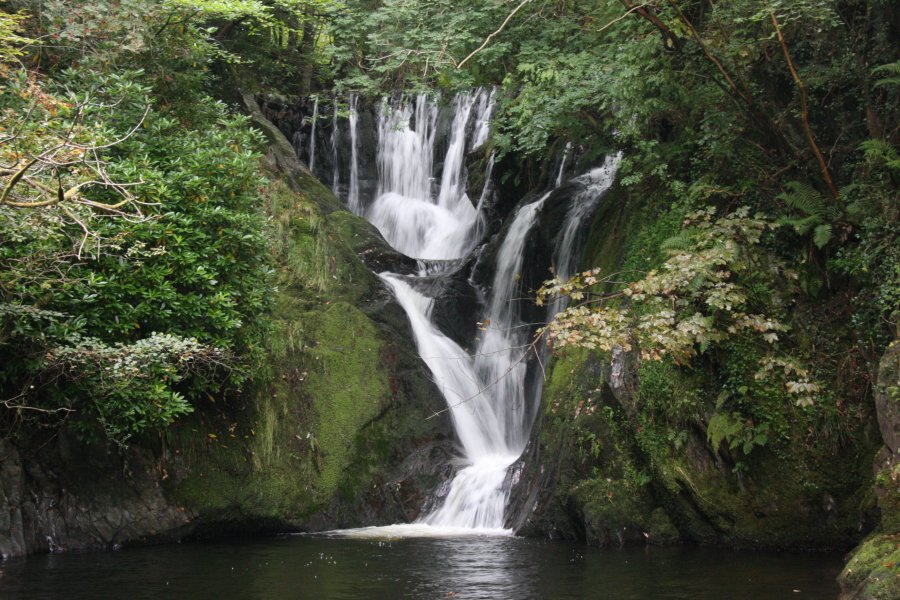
[457,0,533,70]
[0,158,39,205]
[597,2,652,34]
[65,105,151,151]
[770,12,840,199]
[2,397,75,414]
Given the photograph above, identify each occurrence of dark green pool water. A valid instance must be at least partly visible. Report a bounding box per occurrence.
[0,535,843,599]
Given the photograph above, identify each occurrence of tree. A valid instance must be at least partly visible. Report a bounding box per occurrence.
[0,6,273,445]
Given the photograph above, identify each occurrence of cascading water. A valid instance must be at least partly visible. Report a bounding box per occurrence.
[308,96,318,174]
[548,153,622,317]
[419,193,549,530]
[348,94,361,214]
[366,92,481,260]
[331,98,340,195]
[556,141,573,188]
[472,89,495,150]
[470,153,495,245]
[316,89,619,537]
[553,153,622,282]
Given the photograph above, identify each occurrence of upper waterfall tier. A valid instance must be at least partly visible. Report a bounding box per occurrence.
[364,90,493,260]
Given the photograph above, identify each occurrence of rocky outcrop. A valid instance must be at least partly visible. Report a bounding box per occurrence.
[0,115,455,558]
[874,339,900,459]
[0,436,190,559]
[839,337,900,599]
[840,534,900,600]
[505,181,878,552]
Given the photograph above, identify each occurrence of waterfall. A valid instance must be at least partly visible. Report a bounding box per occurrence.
[348,94,360,214]
[308,96,318,174]
[331,98,340,195]
[553,153,622,283]
[436,92,477,210]
[366,92,482,260]
[309,89,618,537]
[375,94,437,200]
[556,141,572,188]
[379,275,505,459]
[471,153,495,245]
[472,195,549,452]
[472,88,495,150]
[420,193,548,529]
[547,153,622,318]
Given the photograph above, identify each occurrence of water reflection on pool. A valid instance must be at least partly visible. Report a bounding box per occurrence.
[0,534,843,599]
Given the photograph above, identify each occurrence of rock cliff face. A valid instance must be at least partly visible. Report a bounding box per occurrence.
[0,110,454,559]
[0,438,190,558]
[505,180,880,552]
[839,338,900,600]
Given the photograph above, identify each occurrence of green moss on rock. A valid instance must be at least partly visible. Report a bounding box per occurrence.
[304,302,390,498]
[519,176,876,553]
[840,534,900,600]
[164,170,449,534]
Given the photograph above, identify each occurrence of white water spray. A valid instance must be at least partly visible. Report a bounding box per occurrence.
[331,98,340,195]
[556,141,572,188]
[308,96,318,174]
[419,192,549,529]
[547,153,622,318]
[315,89,618,537]
[366,92,488,260]
[553,153,622,282]
[348,94,361,214]
[472,88,495,150]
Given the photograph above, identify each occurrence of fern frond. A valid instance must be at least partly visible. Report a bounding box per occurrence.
[813,223,832,248]
[778,181,822,215]
[777,181,839,221]
[859,139,900,173]
[873,61,900,88]
[660,231,696,254]
[778,214,819,235]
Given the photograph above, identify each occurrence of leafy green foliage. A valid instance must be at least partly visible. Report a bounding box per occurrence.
[872,61,900,89]
[538,207,823,408]
[0,10,31,64]
[539,208,785,359]
[776,181,840,248]
[1,6,274,445]
[707,412,770,456]
[46,333,229,446]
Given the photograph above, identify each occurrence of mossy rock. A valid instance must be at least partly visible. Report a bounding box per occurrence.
[839,534,900,600]
[511,176,876,554]
[573,474,658,546]
[165,170,453,534]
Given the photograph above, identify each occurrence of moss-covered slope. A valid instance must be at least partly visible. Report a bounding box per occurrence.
[511,181,880,551]
[0,157,453,558]
[165,164,454,534]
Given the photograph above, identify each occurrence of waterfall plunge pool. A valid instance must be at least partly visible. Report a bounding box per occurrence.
[1,536,842,599]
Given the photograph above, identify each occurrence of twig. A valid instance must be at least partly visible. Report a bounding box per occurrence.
[67,105,150,151]
[597,2,651,34]
[2,398,74,414]
[457,0,533,70]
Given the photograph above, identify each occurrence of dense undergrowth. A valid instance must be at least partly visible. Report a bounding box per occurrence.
[0,3,280,445]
